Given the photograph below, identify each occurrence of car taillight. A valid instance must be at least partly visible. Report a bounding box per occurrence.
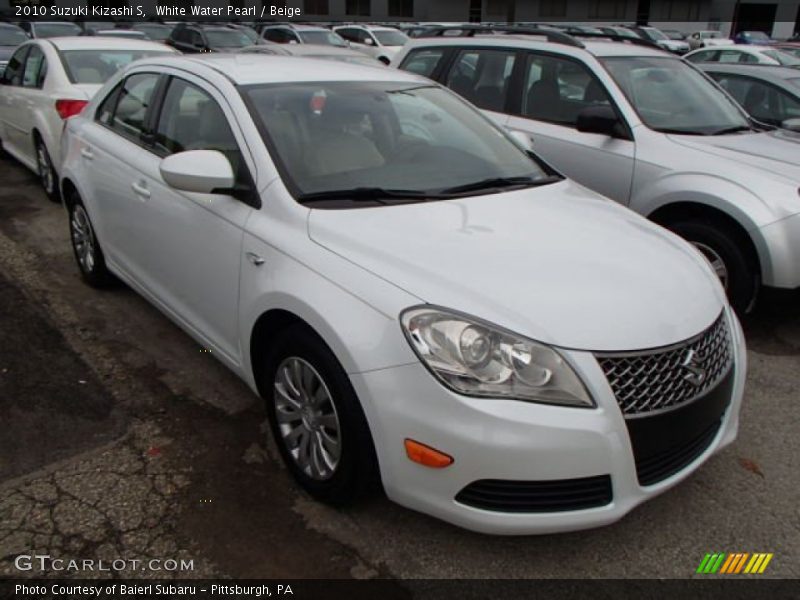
[55,99,89,120]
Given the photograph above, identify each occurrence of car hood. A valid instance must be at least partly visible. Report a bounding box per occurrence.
[668,131,800,183]
[307,181,725,352]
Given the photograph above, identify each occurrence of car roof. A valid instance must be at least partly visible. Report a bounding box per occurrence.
[134,54,425,85]
[42,36,176,52]
[699,63,800,81]
[402,34,668,58]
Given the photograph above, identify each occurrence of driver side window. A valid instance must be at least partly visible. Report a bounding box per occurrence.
[153,78,247,187]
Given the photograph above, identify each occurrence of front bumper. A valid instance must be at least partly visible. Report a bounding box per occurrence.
[351,309,746,535]
[755,212,800,289]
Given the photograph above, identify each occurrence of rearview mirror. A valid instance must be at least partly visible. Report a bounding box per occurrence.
[782,118,800,133]
[576,105,624,138]
[160,150,235,194]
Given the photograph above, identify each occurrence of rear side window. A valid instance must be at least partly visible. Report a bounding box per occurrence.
[399,48,445,78]
[445,49,517,113]
[22,45,47,89]
[110,73,160,141]
[686,50,717,63]
[1,46,30,86]
[520,53,612,127]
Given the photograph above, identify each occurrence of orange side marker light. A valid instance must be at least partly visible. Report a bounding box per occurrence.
[404,439,454,468]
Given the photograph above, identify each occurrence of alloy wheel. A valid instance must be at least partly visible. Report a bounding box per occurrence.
[37,143,54,196]
[71,205,96,274]
[273,357,342,481]
[692,241,729,291]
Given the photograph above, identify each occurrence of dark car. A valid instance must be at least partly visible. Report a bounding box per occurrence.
[0,23,28,74]
[15,21,83,38]
[733,30,775,45]
[166,23,252,53]
[701,63,800,129]
[128,22,174,42]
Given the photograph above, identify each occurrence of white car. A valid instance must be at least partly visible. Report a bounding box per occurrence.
[60,54,745,535]
[685,45,800,66]
[688,30,734,50]
[0,37,175,202]
[395,35,800,314]
[333,25,409,64]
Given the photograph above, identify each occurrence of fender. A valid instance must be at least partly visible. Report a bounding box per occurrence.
[238,239,422,394]
[631,172,781,285]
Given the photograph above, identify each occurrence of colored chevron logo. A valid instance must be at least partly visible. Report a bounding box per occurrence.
[696,552,774,574]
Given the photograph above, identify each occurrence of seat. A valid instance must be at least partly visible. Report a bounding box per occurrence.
[526,78,562,122]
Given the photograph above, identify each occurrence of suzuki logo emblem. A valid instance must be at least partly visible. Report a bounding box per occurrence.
[682,349,708,387]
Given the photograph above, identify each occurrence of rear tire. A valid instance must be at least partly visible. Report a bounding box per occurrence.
[666,219,759,314]
[261,324,379,506]
[35,136,60,203]
[67,194,115,288]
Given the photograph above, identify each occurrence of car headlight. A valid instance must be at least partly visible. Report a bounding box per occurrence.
[400,306,593,407]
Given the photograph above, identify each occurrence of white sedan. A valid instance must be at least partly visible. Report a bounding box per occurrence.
[0,37,175,202]
[685,44,800,67]
[60,54,745,534]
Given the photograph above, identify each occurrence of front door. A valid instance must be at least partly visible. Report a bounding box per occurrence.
[506,52,636,204]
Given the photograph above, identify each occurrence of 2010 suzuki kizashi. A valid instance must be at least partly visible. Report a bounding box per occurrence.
[60,54,746,534]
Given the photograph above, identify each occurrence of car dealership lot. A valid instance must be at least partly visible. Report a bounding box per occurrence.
[0,154,798,579]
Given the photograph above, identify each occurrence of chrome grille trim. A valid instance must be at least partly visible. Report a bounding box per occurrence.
[595,314,733,417]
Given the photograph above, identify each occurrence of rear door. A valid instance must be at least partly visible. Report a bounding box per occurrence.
[0,45,30,158]
[505,52,636,204]
[437,46,520,126]
[15,44,49,164]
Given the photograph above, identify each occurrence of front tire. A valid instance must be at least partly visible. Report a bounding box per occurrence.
[667,219,759,314]
[67,194,114,288]
[262,324,379,506]
[35,137,60,203]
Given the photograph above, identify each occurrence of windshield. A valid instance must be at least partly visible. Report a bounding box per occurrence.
[601,56,749,135]
[134,25,171,42]
[243,82,551,201]
[205,30,251,48]
[0,28,27,46]
[374,30,408,46]
[298,31,348,47]
[35,23,82,38]
[762,49,800,66]
[644,28,668,41]
[62,49,173,84]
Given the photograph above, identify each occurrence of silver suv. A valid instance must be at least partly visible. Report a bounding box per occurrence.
[394,35,800,313]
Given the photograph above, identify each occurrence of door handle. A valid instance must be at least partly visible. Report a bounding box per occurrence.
[80,147,94,160]
[131,181,151,199]
[245,252,265,266]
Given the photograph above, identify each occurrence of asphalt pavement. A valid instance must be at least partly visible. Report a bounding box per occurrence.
[0,152,798,580]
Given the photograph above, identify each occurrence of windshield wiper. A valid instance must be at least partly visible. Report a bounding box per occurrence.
[709,125,754,136]
[651,128,705,135]
[297,187,437,204]
[439,175,561,196]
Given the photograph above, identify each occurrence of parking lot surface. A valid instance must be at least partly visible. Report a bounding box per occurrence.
[0,153,798,579]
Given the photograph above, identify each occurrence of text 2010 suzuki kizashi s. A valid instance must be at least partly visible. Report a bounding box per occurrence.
[60,54,745,534]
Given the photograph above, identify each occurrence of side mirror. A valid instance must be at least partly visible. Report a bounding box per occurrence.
[781,118,800,133]
[576,105,624,138]
[160,150,234,193]
[508,130,534,151]
[364,37,374,45]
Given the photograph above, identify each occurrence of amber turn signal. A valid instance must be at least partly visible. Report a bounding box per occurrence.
[404,439,454,468]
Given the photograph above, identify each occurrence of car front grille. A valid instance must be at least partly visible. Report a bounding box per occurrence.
[455,475,613,513]
[595,313,732,416]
